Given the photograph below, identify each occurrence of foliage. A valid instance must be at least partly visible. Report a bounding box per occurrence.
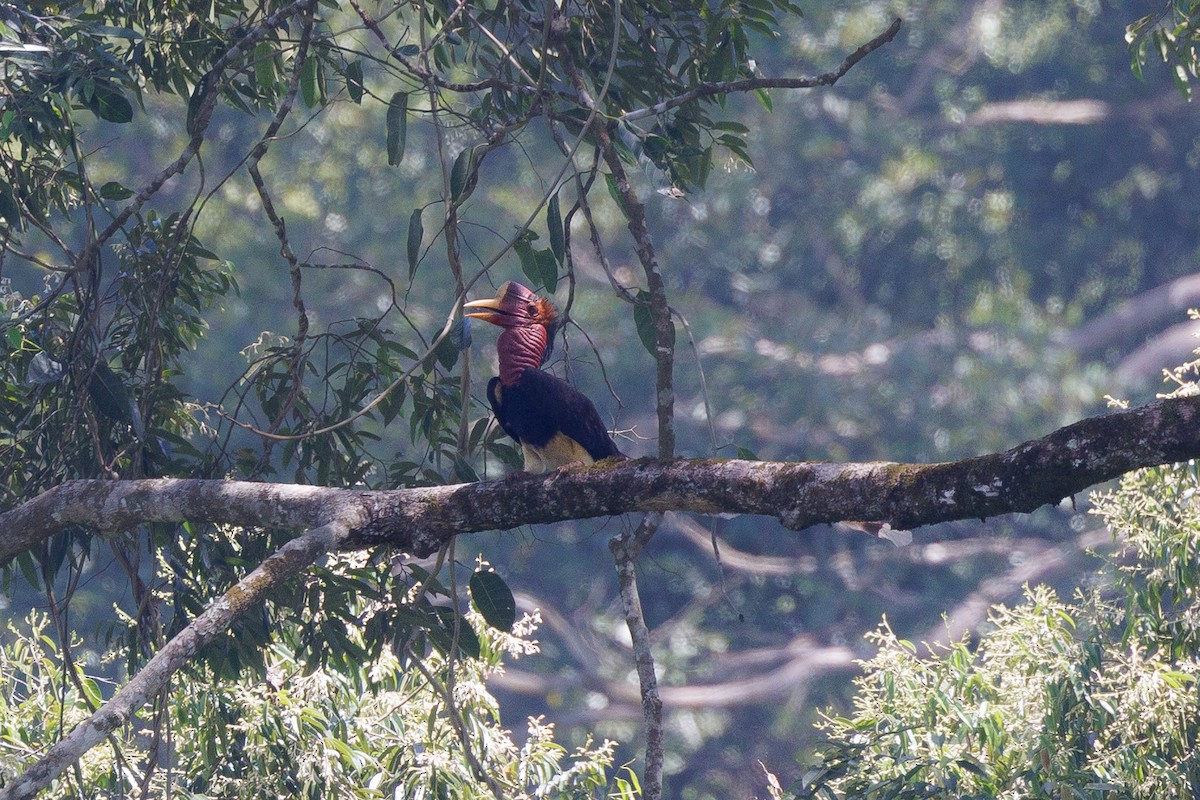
[1128,2,1200,99]
[0,601,632,799]
[792,391,1200,797]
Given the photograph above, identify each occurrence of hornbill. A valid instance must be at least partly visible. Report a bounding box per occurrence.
[464,281,625,473]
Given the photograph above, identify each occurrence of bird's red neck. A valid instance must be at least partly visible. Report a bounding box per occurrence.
[496,324,549,385]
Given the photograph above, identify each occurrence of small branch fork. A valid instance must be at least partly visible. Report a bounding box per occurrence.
[549,2,676,792]
[556,17,902,790]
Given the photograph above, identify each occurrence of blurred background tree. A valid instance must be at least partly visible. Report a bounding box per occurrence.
[3,0,1200,797]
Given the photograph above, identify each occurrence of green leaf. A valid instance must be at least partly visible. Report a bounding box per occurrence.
[0,186,20,228]
[449,146,474,201]
[604,172,628,219]
[98,181,134,201]
[535,247,558,293]
[687,145,714,189]
[718,134,754,169]
[254,40,276,94]
[755,87,773,112]
[712,120,750,133]
[1173,61,1193,101]
[386,92,409,166]
[80,677,103,708]
[434,330,460,370]
[469,570,516,632]
[316,52,328,103]
[510,230,558,291]
[378,382,406,426]
[5,326,21,349]
[450,317,472,351]
[452,453,478,482]
[88,359,136,427]
[185,240,219,260]
[345,59,364,103]
[406,207,423,279]
[90,25,143,40]
[513,230,545,289]
[88,81,133,123]
[16,551,40,591]
[633,290,675,357]
[430,607,481,659]
[547,190,565,265]
[300,55,319,108]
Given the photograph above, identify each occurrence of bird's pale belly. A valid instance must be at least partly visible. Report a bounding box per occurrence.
[522,433,595,474]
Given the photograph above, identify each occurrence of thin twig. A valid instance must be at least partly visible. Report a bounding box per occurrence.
[245,6,315,462]
[619,18,903,122]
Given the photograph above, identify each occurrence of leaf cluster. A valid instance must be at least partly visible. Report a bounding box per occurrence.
[794,456,1200,798]
[0,602,629,799]
[1128,2,1200,99]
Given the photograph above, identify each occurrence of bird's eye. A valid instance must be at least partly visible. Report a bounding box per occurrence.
[526,303,538,316]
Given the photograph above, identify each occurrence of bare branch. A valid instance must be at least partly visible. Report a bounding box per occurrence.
[964,98,1111,126]
[557,43,677,460]
[493,633,857,715]
[610,516,665,800]
[246,7,315,458]
[956,92,1189,129]
[926,528,1114,651]
[1113,319,1200,386]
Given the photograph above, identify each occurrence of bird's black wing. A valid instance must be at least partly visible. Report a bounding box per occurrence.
[508,369,624,461]
[486,377,522,444]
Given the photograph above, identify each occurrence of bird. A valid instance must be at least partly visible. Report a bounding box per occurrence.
[463,281,625,474]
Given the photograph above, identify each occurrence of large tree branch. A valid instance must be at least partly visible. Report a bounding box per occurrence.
[4,395,1200,564]
[959,92,1189,129]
